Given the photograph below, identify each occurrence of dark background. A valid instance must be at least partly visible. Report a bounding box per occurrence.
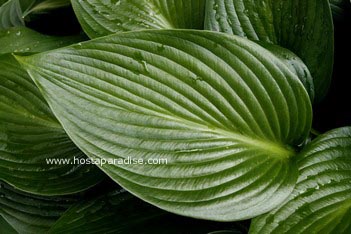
[313,4,351,132]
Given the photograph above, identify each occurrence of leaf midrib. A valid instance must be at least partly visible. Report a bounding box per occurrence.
[156,111,295,160]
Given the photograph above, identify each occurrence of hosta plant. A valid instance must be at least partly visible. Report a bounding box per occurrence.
[0,0,350,233]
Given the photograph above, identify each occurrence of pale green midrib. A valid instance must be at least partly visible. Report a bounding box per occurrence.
[157,112,295,160]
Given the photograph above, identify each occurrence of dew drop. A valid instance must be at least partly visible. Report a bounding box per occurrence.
[141,61,149,73]
[298,189,306,195]
[213,3,219,11]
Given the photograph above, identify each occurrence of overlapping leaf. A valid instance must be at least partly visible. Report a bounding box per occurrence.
[71,0,316,101]
[0,0,71,29]
[257,42,314,101]
[250,127,351,233]
[21,0,70,17]
[18,30,312,221]
[0,181,77,234]
[71,0,206,38]
[0,54,105,195]
[0,28,104,195]
[0,0,23,29]
[50,188,247,234]
[0,27,84,55]
[205,0,334,102]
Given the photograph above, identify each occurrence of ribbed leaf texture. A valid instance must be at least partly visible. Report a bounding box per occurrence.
[205,0,334,102]
[250,127,351,233]
[0,181,77,234]
[18,30,312,221]
[71,0,206,38]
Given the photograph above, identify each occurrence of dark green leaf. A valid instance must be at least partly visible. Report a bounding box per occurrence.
[0,215,18,234]
[250,127,351,234]
[50,188,247,234]
[0,54,105,195]
[0,27,84,55]
[0,181,77,234]
[17,30,312,221]
[0,0,9,6]
[205,0,334,102]
[22,0,70,16]
[71,0,206,38]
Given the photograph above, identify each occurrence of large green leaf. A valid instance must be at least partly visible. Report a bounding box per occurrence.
[250,127,351,233]
[0,181,77,234]
[17,30,312,221]
[0,27,84,55]
[50,188,247,234]
[71,0,206,38]
[205,0,334,102]
[0,54,105,195]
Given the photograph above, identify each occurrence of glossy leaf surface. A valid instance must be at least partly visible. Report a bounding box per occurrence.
[71,0,206,38]
[250,127,351,234]
[205,0,334,101]
[18,30,312,221]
